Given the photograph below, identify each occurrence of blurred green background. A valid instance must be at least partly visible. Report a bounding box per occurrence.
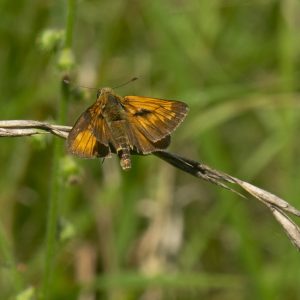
[1,0,300,299]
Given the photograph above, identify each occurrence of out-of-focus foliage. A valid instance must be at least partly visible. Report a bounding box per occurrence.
[0,0,300,299]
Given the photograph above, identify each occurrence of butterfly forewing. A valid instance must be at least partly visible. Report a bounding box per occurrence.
[67,103,111,158]
[123,96,188,143]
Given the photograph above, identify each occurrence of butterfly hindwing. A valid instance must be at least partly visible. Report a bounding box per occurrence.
[126,121,171,154]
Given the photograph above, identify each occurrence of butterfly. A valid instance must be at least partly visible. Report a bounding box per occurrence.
[67,87,189,170]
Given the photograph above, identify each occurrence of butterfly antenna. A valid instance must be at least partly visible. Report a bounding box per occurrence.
[63,78,98,90]
[63,77,138,90]
[113,77,138,89]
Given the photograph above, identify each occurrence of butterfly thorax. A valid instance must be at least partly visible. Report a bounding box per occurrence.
[101,93,126,121]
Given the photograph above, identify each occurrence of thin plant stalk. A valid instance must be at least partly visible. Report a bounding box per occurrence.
[41,0,76,298]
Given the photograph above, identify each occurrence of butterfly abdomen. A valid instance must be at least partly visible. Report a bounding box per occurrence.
[114,136,131,170]
[118,148,131,170]
[109,135,131,170]
[107,120,132,170]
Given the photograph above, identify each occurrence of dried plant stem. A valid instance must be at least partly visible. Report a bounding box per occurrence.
[1,119,300,251]
[0,120,69,138]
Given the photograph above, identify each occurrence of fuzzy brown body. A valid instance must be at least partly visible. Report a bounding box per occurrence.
[101,92,132,169]
[67,87,189,170]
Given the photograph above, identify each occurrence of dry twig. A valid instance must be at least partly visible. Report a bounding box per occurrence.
[1,119,300,250]
[0,120,69,139]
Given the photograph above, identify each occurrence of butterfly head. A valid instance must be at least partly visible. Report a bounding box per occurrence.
[96,87,114,99]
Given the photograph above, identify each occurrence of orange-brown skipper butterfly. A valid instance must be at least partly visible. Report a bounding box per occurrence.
[67,87,188,170]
